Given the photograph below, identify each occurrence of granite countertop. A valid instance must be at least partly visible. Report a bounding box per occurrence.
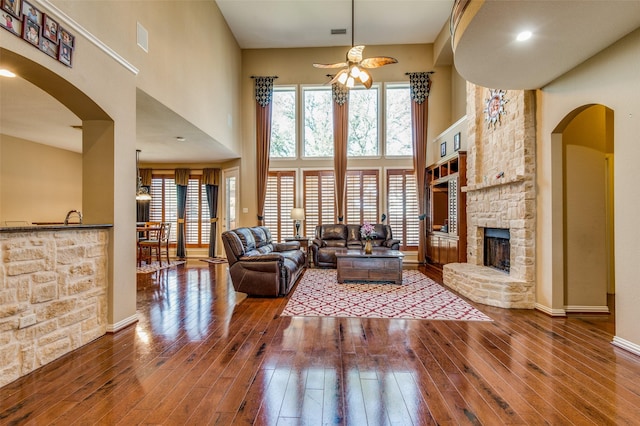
[0,224,113,233]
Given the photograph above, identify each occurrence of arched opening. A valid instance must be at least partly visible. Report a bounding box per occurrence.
[552,104,614,316]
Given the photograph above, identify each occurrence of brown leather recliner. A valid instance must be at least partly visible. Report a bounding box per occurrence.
[310,224,400,268]
[222,226,306,297]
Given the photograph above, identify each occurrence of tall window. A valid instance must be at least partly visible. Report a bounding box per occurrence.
[264,171,296,242]
[149,175,210,247]
[303,87,333,157]
[387,170,419,250]
[303,170,335,236]
[270,87,296,158]
[346,170,379,224]
[348,87,379,157]
[386,84,412,156]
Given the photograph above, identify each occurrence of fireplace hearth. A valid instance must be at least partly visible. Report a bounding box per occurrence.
[484,228,510,273]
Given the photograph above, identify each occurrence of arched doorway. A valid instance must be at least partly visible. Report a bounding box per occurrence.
[553,104,614,315]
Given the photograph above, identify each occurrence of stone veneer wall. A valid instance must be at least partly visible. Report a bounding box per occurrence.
[443,84,536,309]
[0,228,109,387]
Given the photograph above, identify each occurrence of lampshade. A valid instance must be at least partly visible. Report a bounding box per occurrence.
[290,208,305,221]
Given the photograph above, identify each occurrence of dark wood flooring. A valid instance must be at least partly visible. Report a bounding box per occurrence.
[1,261,639,425]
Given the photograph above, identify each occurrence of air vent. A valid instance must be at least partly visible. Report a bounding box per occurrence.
[137,22,148,52]
[331,29,347,35]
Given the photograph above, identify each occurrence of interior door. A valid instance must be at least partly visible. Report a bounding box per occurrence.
[222,167,239,234]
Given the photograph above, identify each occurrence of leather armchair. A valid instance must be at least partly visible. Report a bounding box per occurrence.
[222,226,306,297]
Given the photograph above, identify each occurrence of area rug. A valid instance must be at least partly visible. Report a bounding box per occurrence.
[136,260,186,274]
[281,269,492,321]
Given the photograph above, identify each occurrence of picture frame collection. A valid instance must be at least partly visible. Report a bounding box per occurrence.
[1,0,75,67]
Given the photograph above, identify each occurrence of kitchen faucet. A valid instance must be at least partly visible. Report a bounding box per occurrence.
[64,210,83,225]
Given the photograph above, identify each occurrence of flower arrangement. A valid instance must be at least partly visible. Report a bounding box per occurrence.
[360,221,375,240]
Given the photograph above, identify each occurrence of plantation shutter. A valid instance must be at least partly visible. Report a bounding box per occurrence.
[387,170,419,250]
[303,170,336,237]
[264,171,296,242]
[346,170,379,224]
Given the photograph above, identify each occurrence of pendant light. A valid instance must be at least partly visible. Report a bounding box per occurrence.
[136,149,151,201]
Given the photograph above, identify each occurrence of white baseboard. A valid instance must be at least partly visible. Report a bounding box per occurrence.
[535,303,566,316]
[106,313,138,333]
[612,336,640,357]
[564,305,610,313]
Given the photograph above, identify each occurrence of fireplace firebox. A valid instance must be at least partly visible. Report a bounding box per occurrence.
[484,228,510,273]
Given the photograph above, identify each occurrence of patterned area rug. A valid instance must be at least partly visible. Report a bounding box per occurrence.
[281,269,492,321]
[199,257,228,264]
[136,260,186,274]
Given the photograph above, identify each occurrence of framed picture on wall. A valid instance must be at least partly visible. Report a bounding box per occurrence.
[440,141,446,157]
[2,0,21,19]
[1,10,22,35]
[42,13,58,42]
[58,42,72,67]
[59,26,74,48]
[454,132,461,151]
[22,15,39,46]
[40,36,57,58]
[20,0,39,25]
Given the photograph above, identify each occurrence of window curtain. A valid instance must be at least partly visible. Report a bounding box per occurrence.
[254,76,277,225]
[409,72,433,263]
[175,168,190,259]
[332,82,349,223]
[203,168,220,258]
[136,168,153,223]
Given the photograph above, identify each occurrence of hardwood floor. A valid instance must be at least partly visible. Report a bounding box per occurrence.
[1,261,639,425]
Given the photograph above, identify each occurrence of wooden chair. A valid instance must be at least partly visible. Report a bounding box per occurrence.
[138,222,170,266]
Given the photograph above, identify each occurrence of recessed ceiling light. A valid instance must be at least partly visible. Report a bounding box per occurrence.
[516,31,532,42]
[0,69,16,78]
[176,136,186,142]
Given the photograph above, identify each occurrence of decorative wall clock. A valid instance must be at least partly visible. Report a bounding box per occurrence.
[484,89,508,128]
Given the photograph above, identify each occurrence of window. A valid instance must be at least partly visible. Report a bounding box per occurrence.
[348,87,379,157]
[387,170,419,250]
[303,87,333,157]
[303,170,335,236]
[149,175,210,247]
[264,171,296,242]
[270,87,296,158]
[386,85,412,156]
[346,170,379,224]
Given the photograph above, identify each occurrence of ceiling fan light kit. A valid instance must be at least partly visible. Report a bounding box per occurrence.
[313,0,397,89]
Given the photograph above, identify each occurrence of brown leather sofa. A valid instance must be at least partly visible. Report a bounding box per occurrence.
[310,224,400,268]
[222,226,306,297]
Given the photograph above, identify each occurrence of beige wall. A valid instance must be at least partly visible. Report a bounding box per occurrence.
[1,0,242,333]
[563,106,610,311]
[537,28,640,349]
[239,44,453,227]
[0,136,82,224]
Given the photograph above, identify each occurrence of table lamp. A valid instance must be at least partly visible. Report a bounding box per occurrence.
[290,208,305,238]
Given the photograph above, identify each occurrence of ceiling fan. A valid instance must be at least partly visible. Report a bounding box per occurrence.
[313,0,398,89]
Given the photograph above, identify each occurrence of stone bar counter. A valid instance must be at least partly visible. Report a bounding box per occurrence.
[0,224,112,387]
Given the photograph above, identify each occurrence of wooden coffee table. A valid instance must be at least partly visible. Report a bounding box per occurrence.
[336,248,404,284]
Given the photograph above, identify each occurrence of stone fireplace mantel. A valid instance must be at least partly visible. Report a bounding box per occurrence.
[442,85,536,310]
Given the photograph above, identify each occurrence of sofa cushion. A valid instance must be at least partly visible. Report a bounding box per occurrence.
[321,224,347,241]
[235,227,256,251]
[251,226,269,248]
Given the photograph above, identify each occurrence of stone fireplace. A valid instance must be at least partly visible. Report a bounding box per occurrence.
[442,85,536,309]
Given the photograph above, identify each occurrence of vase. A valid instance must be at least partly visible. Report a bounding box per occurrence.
[364,239,373,254]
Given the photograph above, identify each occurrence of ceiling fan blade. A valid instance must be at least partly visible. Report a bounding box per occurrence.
[313,62,349,69]
[359,56,398,69]
[347,45,365,63]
